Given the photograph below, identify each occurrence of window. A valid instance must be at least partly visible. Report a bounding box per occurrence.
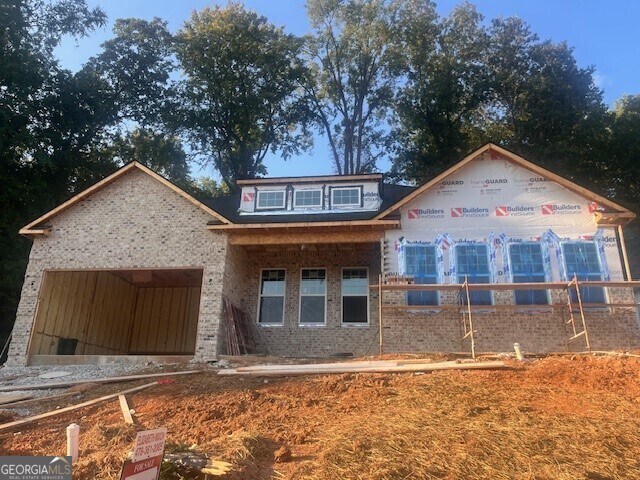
[331,187,361,207]
[258,269,286,324]
[405,245,438,306]
[342,268,369,324]
[256,190,286,209]
[299,269,326,324]
[294,189,322,208]
[562,242,605,303]
[509,243,548,305]
[456,244,492,305]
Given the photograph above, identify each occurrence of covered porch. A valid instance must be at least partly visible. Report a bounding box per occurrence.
[212,221,397,357]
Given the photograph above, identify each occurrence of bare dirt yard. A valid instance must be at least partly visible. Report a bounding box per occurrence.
[2,355,640,479]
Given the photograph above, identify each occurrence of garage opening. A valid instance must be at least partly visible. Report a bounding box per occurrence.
[29,269,203,357]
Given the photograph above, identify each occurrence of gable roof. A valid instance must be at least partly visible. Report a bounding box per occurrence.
[375,143,636,222]
[20,162,231,236]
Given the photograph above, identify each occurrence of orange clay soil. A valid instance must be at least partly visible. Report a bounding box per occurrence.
[2,355,640,480]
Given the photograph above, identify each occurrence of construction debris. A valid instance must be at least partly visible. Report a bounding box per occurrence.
[0,382,158,432]
[0,369,200,392]
[221,298,254,356]
[218,359,507,377]
[118,395,135,424]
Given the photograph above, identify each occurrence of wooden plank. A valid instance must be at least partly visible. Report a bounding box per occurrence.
[229,230,383,246]
[2,392,76,408]
[371,281,640,291]
[236,173,382,185]
[209,219,399,231]
[0,370,200,393]
[0,394,33,405]
[220,361,507,377]
[118,395,135,424]
[0,382,158,432]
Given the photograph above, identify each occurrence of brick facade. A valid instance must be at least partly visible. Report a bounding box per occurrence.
[7,168,227,365]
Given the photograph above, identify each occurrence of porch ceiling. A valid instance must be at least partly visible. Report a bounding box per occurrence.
[241,242,379,252]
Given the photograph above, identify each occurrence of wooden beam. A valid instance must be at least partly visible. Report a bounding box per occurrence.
[618,225,633,280]
[229,230,383,246]
[209,219,399,231]
[0,382,157,432]
[0,370,200,392]
[118,394,135,424]
[370,280,640,291]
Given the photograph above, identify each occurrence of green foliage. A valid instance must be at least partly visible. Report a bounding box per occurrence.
[391,1,490,182]
[175,3,311,186]
[305,0,397,175]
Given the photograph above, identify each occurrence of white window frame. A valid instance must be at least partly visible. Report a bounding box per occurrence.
[341,267,370,326]
[256,190,286,210]
[454,243,494,306]
[294,189,323,208]
[331,186,362,207]
[508,242,550,305]
[298,268,327,326]
[257,268,286,326]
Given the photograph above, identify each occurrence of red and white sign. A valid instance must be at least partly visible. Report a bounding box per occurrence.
[120,428,167,480]
[588,202,602,213]
[408,209,419,219]
[242,192,255,202]
[495,206,509,217]
[451,207,463,218]
[541,204,555,215]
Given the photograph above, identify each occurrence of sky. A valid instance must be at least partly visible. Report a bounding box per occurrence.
[55,0,640,180]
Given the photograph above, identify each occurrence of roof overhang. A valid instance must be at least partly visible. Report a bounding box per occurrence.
[209,219,399,246]
[236,174,383,186]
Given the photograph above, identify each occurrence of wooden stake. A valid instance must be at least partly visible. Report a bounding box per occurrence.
[464,276,476,360]
[118,394,135,424]
[573,274,592,354]
[0,382,158,432]
[378,274,383,356]
[618,225,633,281]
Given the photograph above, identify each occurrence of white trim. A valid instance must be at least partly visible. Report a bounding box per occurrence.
[256,190,286,210]
[257,268,286,326]
[454,243,494,306]
[298,267,327,326]
[331,186,362,207]
[507,241,550,305]
[341,267,370,326]
[294,189,323,209]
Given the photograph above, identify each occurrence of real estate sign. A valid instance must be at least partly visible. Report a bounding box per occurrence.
[120,428,167,480]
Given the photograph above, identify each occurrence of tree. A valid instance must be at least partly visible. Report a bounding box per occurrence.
[487,17,607,179]
[391,1,490,183]
[0,0,106,357]
[85,18,177,127]
[305,0,398,175]
[175,3,310,186]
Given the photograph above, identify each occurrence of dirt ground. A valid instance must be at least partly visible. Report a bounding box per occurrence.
[2,355,640,479]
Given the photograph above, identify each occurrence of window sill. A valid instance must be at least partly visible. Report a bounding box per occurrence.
[258,323,284,327]
[341,323,370,328]
[298,323,326,328]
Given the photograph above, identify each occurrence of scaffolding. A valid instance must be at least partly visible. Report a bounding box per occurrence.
[373,278,640,359]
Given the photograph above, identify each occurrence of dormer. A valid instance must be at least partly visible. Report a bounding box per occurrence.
[237,174,384,216]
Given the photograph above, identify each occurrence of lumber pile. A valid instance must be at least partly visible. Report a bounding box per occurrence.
[218,359,507,377]
[222,298,254,355]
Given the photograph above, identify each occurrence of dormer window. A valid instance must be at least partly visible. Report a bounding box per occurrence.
[294,189,322,208]
[331,187,361,207]
[256,190,286,210]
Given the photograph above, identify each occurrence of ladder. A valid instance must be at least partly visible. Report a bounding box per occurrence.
[564,273,592,353]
